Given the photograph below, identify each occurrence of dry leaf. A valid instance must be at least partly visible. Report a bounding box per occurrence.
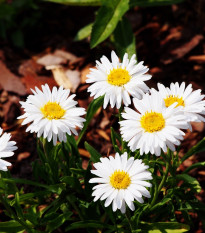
[79,148,90,158]
[53,49,78,62]
[65,69,81,92]
[81,65,93,83]
[161,35,203,64]
[19,59,57,94]
[17,152,30,161]
[46,65,72,89]
[37,54,67,66]
[96,129,110,141]
[189,55,205,63]
[0,61,26,95]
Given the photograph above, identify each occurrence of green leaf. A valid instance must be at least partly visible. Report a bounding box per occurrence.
[2,178,50,189]
[10,191,50,205]
[65,220,114,231]
[110,127,121,153]
[46,212,72,232]
[183,161,205,174]
[66,134,80,158]
[60,176,82,192]
[70,168,86,176]
[77,96,104,145]
[0,221,25,232]
[43,0,101,6]
[138,221,190,233]
[74,23,93,41]
[181,137,205,162]
[129,0,184,8]
[85,141,101,163]
[149,197,171,212]
[176,174,201,193]
[2,178,65,194]
[90,0,130,48]
[12,193,24,220]
[111,17,136,60]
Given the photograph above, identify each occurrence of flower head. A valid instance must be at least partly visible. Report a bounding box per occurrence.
[86,51,151,109]
[0,127,17,171]
[89,152,152,213]
[18,84,86,145]
[155,82,205,122]
[120,92,189,156]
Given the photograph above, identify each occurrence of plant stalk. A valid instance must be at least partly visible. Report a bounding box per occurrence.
[150,150,171,208]
[0,195,32,232]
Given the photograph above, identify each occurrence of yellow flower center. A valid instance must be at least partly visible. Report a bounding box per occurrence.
[110,170,131,189]
[41,102,65,120]
[164,95,185,108]
[107,68,131,86]
[140,111,165,133]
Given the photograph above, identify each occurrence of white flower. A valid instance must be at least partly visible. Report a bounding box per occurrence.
[18,84,86,145]
[86,51,151,109]
[0,127,17,171]
[89,152,152,213]
[120,93,189,156]
[154,82,205,122]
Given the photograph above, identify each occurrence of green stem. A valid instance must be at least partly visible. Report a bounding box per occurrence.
[150,151,171,208]
[0,195,32,232]
[66,196,84,221]
[125,210,133,231]
[41,138,56,184]
[119,106,125,152]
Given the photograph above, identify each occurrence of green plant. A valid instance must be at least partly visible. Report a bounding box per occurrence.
[0,0,40,47]
[44,0,185,58]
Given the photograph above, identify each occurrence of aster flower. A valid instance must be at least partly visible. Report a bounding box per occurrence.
[153,82,205,122]
[89,152,152,213]
[86,51,151,109]
[0,127,17,171]
[18,84,86,145]
[120,92,189,156]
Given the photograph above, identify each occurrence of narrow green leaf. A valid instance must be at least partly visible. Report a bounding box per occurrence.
[13,193,25,222]
[43,0,101,6]
[183,161,205,174]
[149,197,171,212]
[110,127,121,153]
[84,142,101,162]
[139,221,189,233]
[70,168,86,176]
[74,23,93,41]
[60,176,82,192]
[66,134,80,158]
[130,0,184,8]
[176,174,201,193]
[10,191,51,205]
[181,137,205,162]
[90,0,130,48]
[46,212,72,232]
[2,178,65,194]
[2,178,50,189]
[111,17,136,59]
[0,221,25,232]
[77,96,104,145]
[65,220,114,231]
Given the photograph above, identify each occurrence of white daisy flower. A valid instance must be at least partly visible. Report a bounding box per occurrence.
[0,127,17,171]
[86,51,151,109]
[120,93,189,156]
[89,152,152,213]
[154,82,205,122]
[18,84,86,145]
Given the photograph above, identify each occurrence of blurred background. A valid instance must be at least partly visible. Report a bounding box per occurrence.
[0,0,205,231]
